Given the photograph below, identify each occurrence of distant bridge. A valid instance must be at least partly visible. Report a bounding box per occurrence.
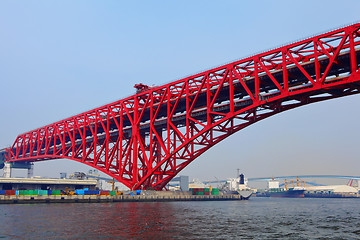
[248,175,360,181]
[2,23,360,190]
[203,175,360,185]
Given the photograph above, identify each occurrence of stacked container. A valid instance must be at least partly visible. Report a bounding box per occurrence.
[190,188,220,195]
[0,189,121,196]
[191,188,205,195]
[204,188,210,195]
[211,188,220,195]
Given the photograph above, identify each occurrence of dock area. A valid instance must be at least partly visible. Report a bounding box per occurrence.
[0,194,247,204]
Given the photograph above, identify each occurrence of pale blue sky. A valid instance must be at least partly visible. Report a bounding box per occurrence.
[1,1,360,182]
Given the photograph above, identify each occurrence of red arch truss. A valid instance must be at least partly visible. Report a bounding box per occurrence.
[6,23,360,190]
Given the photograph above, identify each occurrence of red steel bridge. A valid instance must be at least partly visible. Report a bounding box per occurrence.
[2,23,360,190]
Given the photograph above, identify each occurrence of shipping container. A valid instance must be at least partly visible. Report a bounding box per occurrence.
[51,190,61,195]
[109,191,116,196]
[0,190,5,195]
[19,190,30,195]
[38,190,48,195]
[84,190,100,195]
[76,190,85,195]
[100,191,109,195]
[5,190,16,195]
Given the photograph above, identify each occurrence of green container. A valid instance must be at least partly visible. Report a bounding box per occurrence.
[26,190,34,195]
[109,191,116,196]
[18,190,26,195]
[211,189,220,195]
[51,190,61,195]
[196,192,204,195]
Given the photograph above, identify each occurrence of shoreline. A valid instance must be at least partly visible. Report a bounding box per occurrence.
[0,194,250,204]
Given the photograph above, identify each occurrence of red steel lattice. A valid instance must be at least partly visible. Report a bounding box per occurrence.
[5,23,360,190]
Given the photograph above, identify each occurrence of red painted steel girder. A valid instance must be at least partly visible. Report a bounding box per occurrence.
[6,23,360,190]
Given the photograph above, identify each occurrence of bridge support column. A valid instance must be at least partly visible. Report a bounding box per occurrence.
[179,176,189,191]
[3,162,11,178]
[27,163,34,178]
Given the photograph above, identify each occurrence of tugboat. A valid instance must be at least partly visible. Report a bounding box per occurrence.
[267,177,305,198]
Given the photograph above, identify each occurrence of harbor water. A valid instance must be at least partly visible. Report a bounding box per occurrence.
[0,197,359,239]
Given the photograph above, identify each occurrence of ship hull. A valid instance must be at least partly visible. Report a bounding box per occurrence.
[268,190,305,198]
[240,190,252,200]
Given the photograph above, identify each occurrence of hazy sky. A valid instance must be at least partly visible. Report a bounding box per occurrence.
[1,1,360,183]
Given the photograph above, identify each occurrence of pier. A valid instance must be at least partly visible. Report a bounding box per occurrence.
[0,194,247,204]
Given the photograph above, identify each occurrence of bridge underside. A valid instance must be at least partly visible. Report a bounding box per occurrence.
[5,23,360,190]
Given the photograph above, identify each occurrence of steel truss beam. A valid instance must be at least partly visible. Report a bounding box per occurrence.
[5,23,360,190]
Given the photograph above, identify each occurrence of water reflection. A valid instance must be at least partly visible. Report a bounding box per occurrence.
[96,202,178,239]
[0,202,180,239]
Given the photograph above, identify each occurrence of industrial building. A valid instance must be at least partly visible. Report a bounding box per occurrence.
[305,185,359,197]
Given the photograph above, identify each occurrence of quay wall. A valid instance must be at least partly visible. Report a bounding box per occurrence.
[0,194,246,204]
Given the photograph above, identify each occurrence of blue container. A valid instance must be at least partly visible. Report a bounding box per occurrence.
[48,190,52,195]
[15,190,19,195]
[83,188,89,191]
[0,190,5,195]
[93,191,100,195]
[136,190,142,195]
[76,190,85,195]
[84,190,97,195]
[38,190,48,195]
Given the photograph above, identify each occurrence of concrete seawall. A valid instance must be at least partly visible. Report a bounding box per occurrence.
[0,194,248,204]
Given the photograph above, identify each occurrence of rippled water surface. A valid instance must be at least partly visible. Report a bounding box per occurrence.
[1,198,359,239]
